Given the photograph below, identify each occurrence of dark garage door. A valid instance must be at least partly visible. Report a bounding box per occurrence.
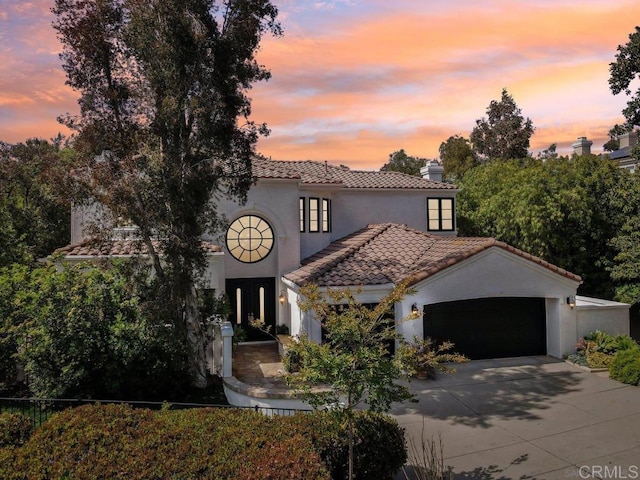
[423,297,546,360]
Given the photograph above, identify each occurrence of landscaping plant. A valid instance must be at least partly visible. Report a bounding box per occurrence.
[396,336,468,380]
[288,282,415,480]
[0,403,406,480]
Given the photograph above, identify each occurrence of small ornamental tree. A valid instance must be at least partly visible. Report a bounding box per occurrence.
[287,282,415,480]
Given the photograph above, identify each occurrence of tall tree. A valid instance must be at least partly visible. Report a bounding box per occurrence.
[380,149,426,176]
[470,88,534,161]
[610,27,640,129]
[438,135,478,181]
[52,0,281,387]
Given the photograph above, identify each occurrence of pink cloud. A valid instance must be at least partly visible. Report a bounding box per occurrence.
[3,0,640,169]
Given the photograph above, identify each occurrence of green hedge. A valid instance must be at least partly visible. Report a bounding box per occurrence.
[283,411,407,480]
[609,347,640,386]
[0,404,406,480]
[0,412,33,448]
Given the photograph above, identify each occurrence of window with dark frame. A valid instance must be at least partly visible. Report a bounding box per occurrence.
[309,197,320,232]
[299,197,305,232]
[322,198,331,233]
[427,198,454,231]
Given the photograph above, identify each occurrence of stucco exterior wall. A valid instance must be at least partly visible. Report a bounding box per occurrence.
[215,179,301,282]
[70,203,107,244]
[396,248,580,358]
[331,189,457,241]
[576,296,630,339]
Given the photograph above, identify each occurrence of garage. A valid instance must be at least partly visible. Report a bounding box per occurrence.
[423,297,546,360]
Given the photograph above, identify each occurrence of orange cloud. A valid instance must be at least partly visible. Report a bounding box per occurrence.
[3,0,640,170]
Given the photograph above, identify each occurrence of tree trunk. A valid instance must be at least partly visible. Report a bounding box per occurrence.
[185,282,208,388]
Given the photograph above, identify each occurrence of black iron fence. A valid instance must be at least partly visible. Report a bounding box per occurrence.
[0,397,311,429]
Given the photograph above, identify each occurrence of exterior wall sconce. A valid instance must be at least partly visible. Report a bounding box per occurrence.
[279,291,286,304]
[566,295,576,309]
[411,303,420,319]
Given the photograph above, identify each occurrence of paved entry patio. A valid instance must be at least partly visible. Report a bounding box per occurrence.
[232,342,289,390]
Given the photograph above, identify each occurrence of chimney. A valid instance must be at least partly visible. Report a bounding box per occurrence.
[420,160,444,182]
[571,137,592,156]
[619,132,638,149]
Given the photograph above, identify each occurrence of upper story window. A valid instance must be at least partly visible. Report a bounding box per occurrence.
[301,196,331,233]
[322,199,331,233]
[226,215,274,263]
[309,197,320,232]
[427,198,454,231]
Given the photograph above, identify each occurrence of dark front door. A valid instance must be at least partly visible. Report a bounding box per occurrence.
[226,277,276,341]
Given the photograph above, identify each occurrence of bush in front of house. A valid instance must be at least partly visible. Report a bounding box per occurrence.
[283,410,407,480]
[0,404,406,480]
[609,346,640,386]
[0,412,32,448]
[0,404,331,480]
[569,331,639,370]
[1,261,192,400]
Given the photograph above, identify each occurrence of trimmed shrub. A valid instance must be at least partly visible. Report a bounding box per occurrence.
[586,351,614,369]
[284,411,407,480]
[0,404,331,480]
[609,347,640,386]
[0,412,32,447]
[0,404,405,480]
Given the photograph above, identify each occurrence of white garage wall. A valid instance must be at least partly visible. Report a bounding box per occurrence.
[399,247,580,359]
[576,296,630,339]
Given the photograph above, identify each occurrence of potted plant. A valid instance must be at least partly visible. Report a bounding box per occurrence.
[232,325,247,349]
[396,336,468,380]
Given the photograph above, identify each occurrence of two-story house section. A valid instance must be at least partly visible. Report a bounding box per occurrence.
[61,158,629,359]
[215,158,457,340]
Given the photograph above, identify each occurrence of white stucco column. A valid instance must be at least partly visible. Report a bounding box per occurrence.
[220,321,234,378]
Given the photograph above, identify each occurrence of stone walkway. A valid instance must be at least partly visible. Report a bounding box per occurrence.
[232,342,290,390]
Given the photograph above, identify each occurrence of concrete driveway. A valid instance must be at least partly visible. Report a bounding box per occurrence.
[391,356,640,479]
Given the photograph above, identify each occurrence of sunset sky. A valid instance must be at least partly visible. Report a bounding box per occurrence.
[1,0,640,170]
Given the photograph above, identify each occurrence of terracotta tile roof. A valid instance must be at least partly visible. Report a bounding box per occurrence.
[55,239,221,257]
[284,224,581,287]
[252,159,456,190]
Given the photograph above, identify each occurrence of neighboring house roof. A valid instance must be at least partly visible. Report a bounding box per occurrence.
[284,223,581,287]
[55,239,221,257]
[253,158,457,190]
[609,146,633,161]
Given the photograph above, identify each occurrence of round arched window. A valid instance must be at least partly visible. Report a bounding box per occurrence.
[225,215,274,263]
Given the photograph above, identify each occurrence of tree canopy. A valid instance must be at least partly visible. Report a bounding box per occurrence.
[457,155,635,299]
[610,26,640,129]
[438,135,478,181]
[52,0,281,386]
[610,172,640,304]
[380,149,426,176]
[0,138,72,266]
[470,88,534,161]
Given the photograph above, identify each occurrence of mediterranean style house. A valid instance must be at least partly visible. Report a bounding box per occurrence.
[59,158,629,360]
